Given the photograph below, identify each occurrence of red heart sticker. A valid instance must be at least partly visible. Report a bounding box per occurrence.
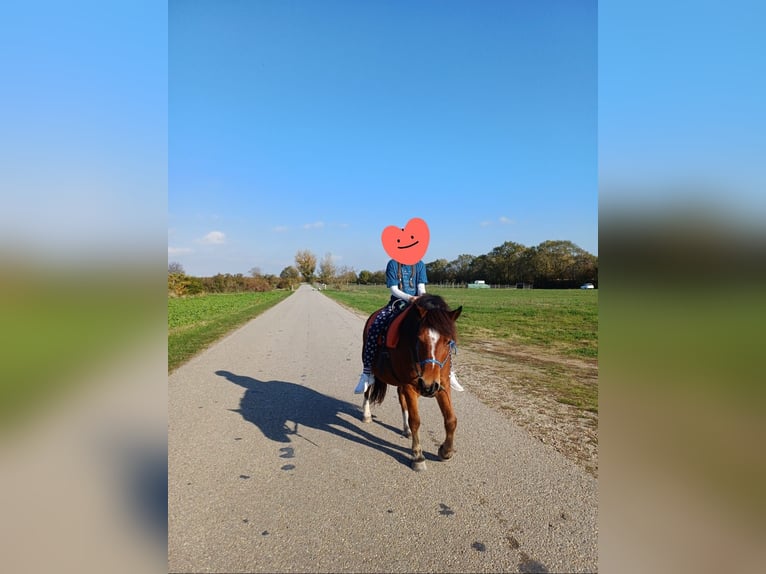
[381,218,430,265]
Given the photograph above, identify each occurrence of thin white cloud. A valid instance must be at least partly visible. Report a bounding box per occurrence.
[199,230,226,244]
[168,246,193,255]
[303,221,325,230]
[480,216,514,227]
[273,225,289,232]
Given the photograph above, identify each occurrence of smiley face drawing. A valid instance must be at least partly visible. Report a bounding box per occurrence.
[381,217,430,265]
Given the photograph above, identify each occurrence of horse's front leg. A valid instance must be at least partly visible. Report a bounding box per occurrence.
[402,386,425,471]
[397,387,411,437]
[435,387,457,460]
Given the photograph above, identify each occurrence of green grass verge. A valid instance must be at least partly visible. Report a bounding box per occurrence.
[432,286,597,359]
[323,285,597,358]
[168,290,293,372]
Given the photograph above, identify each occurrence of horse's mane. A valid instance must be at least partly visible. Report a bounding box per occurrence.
[413,294,458,341]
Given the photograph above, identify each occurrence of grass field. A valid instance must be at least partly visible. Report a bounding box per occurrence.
[322,285,598,414]
[323,285,598,359]
[168,290,293,371]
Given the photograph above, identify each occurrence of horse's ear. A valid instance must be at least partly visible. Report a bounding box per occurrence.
[417,304,428,318]
[451,306,463,321]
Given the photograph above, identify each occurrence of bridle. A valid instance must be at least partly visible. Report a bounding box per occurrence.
[411,323,457,397]
[416,339,457,369]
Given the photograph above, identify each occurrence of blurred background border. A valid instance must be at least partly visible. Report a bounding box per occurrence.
[1,1,763,573]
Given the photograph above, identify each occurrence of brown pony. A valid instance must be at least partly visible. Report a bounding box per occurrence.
[362,294,462,471]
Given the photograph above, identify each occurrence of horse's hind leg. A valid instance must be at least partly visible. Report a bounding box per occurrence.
[397,387,411,437]
[362,387,372,423]
[435,389,457,460]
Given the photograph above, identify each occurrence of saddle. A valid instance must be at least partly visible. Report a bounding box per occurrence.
[365,303,414,349]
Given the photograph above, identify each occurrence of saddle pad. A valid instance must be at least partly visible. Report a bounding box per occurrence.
[385,304,413,348]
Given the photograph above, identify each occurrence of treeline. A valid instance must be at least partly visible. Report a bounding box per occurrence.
[168,238,597,296]
[168,261,307,296]
[304,239,597,288]
[356,240,597,288]
[424,239,597,288]
[168,272,286,297]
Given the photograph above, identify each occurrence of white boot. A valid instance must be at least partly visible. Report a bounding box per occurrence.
[354,372,372,394]
[449,371,465,392]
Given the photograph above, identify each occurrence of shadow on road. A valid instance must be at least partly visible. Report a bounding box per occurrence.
[215,370,415,467]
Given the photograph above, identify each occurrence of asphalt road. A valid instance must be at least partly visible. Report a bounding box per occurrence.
[168,284,598,573]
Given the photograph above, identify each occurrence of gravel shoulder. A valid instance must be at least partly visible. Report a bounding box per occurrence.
[456,344,599,477]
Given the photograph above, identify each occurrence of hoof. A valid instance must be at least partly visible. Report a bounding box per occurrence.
[402,430,411,438]
[438,445,455,460]
[412,459,427,472]
[362,416,372,423]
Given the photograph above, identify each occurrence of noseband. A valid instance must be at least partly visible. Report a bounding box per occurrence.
[413,333,457,397]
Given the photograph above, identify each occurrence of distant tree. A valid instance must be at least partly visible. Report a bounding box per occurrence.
[446,254,475,284]
[186,276,204,295]
[369,270,386,284]
[245,275,272,292]
[248,266,262,277]
[168,261,185,275]
[334,266,357,285]
[295,249,317,283]
[530,240,592,287]
[572,252,598,285]
[357,270,372,285]
[317,252,337,284]
[468,254,492,283]
[168,273,186,296]
[425,259,450,284]
[262,274,279,289]
[278,266,301,290]
[518,247,538,284]
[487,241,527,284]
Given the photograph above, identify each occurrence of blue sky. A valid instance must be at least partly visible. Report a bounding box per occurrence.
[169,0,597,276]
[599,0,765,218]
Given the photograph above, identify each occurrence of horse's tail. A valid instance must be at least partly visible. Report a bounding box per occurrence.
[368,375,387,405]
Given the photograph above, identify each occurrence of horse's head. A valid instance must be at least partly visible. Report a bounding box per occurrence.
[412,295,462,397]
